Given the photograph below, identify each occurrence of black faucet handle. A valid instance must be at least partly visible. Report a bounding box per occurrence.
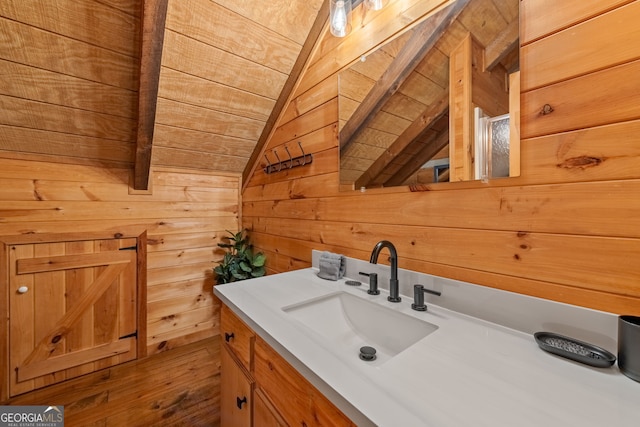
[411,284,441,311]
[359,271,380,295]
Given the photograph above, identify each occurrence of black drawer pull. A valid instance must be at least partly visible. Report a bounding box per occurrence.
[224,332,235,342]
[236,396,247,409]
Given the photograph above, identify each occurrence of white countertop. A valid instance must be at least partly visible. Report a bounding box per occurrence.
[214,258,640,427]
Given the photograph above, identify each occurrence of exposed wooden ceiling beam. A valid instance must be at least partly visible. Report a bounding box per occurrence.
[354,89,448,188]
[384,126,450,186]
[242,0,330,189]
[134,0,168,191]
[484,18,519,71]
[339,0,471,151]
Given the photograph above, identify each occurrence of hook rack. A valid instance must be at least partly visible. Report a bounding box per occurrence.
[263,141,313,174]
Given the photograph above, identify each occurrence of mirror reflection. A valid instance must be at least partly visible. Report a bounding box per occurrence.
[338,0,519,190]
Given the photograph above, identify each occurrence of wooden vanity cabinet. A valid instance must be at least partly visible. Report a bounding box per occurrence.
[254,335,357,427]
[220,346,252,426]
[220,303,356,427]
[220,304,255,427]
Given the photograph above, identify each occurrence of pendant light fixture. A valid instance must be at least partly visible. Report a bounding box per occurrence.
[364,0,387,11]
[330,0,352,37]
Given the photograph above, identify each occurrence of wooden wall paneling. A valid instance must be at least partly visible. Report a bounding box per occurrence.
[267,99,339,150]
[518,119,640,185]
[1,159,239,357]
[153,168,242,188]
[146,231,223,253]
[148,247,218,269]
[520,0,633,44]
[248,148,339,188]
[279,75,338,126]
[245,214,640,295]
[0,200,237,223]
[243,172,340,202]
[520,1,640,91]
[147,306,215,343]
[147,261,215,287]
[246,180,640,238]
[521,60,640,139]
[0,219,237,241]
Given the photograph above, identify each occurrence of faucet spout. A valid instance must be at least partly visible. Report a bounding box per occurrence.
[369,240,401,302]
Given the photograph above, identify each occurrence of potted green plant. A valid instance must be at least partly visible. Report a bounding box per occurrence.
[214,230,266,285]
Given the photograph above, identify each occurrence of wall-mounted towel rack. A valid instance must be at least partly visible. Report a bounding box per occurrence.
[263,141,313,174]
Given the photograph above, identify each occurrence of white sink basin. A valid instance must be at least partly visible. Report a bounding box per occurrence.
[282,292,438,364]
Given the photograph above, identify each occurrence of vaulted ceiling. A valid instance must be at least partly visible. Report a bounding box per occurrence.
[0,0,325,188]
[0,0,519,191]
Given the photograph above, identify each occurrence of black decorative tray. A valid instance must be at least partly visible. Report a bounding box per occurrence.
[534,332,616,368]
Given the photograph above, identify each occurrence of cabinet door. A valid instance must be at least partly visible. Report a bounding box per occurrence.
[254,388,287,427]
[8,238,138,397]
[221,346,253,427]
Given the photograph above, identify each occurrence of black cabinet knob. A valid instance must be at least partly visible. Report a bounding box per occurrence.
[224,332,235,342]
[236,396,247,409]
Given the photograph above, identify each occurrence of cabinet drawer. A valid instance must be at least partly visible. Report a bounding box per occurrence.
[221,304,254,371]
[254,336,356,427]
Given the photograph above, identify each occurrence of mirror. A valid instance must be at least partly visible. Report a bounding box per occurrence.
[338,0,519,190]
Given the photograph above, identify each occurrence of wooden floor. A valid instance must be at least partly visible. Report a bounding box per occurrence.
[4,336,221,426]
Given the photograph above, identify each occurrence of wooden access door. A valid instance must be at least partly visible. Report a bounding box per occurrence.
[8,237,140,397]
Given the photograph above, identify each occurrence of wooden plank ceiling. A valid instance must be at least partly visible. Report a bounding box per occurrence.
[0,0,324,187]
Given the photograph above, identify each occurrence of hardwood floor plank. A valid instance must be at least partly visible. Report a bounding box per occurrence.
[4,336,221,427]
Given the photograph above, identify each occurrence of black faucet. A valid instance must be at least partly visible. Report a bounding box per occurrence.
[369,240,401,302]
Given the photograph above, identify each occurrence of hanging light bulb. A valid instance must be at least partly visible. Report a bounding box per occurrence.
[364,0,387,11]
[330,0,352,37]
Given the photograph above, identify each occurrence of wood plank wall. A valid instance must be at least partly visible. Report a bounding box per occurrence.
[243,0,640,315]
[0,158,240,354]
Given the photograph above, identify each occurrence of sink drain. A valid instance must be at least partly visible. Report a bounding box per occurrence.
[359,346,377,361]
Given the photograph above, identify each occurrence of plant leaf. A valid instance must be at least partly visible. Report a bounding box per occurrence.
[252,253,266,267]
